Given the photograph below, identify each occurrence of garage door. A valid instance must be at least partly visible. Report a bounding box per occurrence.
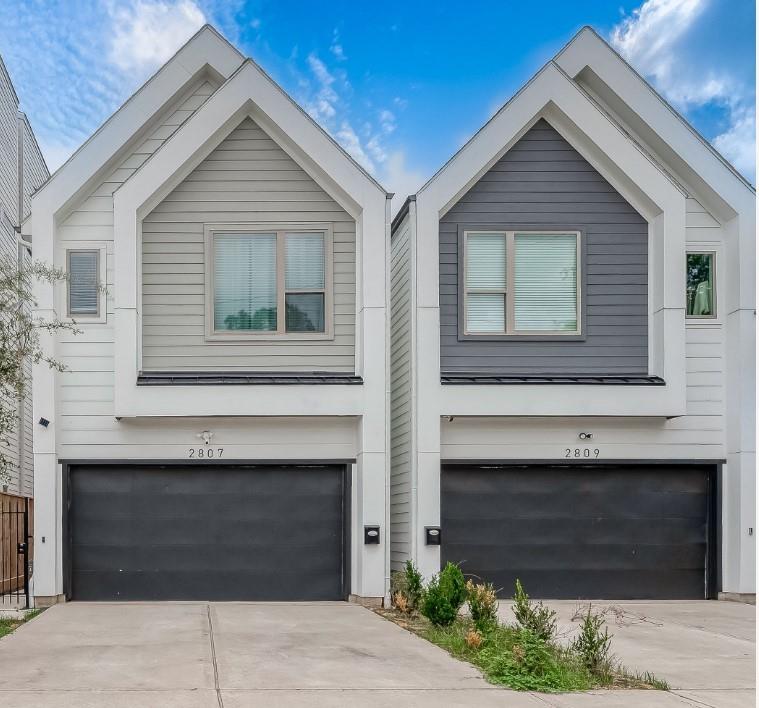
[67,464,347,601]
[441,463,716,600]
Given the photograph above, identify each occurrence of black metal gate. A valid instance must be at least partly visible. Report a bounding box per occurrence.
[1,494,31,608]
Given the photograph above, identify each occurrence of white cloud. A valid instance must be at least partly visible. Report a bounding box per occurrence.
[108,0,206,74]
[329,29,346,61]
[380,151,427,215]
[713,106,757,178]
[611,0,755,181]
[336,122,374,172]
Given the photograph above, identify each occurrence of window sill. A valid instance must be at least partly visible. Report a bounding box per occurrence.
[204,331,334,342]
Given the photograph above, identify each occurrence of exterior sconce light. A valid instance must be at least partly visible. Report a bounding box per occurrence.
[364,525,380,544]
[425,526,441,545]
[578,432,593,440]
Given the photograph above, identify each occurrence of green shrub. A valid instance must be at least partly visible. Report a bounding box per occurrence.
[421,562,467,626]
[572,605,611,674]
[480,628,591,692]
[404,559,424,609]
[466,579,499,632]
[511,579,557,642]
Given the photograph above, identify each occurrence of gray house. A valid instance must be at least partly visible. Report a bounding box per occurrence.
[390,28,755,601]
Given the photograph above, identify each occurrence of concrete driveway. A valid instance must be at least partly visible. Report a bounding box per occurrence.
[0,601,753,707]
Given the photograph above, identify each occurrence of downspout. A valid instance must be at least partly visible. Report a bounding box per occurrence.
[383,193,393,606]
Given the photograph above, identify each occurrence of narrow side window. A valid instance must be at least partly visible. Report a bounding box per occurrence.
[67,250,99,317]
[686,252,716,318]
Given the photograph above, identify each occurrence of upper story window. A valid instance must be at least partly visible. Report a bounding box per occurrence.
[206,226,331,339]
[67,249,100,317]
[463,231,581,335]
[686,252,716,319]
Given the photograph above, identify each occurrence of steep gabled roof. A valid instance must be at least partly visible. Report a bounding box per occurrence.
[555,27,754,208]
[32,25,244,217]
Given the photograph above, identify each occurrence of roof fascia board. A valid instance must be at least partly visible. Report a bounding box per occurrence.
[419,62,681,221]
[555,28,755,212]
[33,25,243,220]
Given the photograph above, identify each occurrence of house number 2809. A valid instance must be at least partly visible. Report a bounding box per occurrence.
[188,447,224,459]
[565,448,600,458]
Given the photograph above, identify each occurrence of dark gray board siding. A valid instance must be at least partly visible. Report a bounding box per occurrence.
[440,118,648,375]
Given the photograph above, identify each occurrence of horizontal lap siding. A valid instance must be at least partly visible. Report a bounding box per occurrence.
[141,117,356,372]
[390,215,412,569]
[440,118,648,375]
[440,204,726,460]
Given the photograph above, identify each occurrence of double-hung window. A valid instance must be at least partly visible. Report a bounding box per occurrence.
[207,227,331,338]
[463,231,581,335]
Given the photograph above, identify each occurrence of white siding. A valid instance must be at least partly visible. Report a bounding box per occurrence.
[55,79,220,455]
[140,117,356,372]
[440,210,726,461]
[390,213,412,569]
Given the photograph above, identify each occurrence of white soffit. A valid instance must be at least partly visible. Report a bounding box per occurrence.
[33,25,244,220]
[555,27,755,216]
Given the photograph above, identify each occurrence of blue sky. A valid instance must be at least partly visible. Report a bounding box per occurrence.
[0,0,754,203]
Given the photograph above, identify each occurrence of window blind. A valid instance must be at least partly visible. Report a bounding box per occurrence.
[514,233,577,332]
[214,233,276,331]
[68,250,99,316]
[285,233,325,332]
[466,233,506,332]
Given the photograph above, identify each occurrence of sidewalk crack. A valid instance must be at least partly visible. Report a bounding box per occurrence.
[206,604,223,708]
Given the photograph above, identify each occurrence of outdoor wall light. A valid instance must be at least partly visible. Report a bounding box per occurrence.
[364,525,380,544]
[38,417,50,428]
[425,526,441,545]
[578,432,593,440]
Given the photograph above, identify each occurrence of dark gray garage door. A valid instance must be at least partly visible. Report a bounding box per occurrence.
[441,463,716,600]
[67,464,347,601]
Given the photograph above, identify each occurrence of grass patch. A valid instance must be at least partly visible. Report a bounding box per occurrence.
[377,608,667,693]
[0,609,41,640]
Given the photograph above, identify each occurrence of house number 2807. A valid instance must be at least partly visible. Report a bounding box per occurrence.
[188,447,224,459]
[565,448,600,458]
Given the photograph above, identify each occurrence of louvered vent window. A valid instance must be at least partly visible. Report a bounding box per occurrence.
[67,250,99,317]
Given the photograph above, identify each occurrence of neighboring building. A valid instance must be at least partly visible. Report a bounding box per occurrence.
[0,55,48,499]
[27,27,390,605]
[390,28,755,600]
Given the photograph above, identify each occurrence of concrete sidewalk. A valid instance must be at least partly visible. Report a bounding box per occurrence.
[0,601,753,707]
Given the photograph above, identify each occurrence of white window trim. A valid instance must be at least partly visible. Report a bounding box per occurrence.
[203,223,334,341]
[62,243,107,324]
[685,249,717,321]
[462,230,582,336]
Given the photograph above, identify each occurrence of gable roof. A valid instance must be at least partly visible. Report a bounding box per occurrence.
[409,25,752,221]
[556,27,754,196]
[32,25,244,217]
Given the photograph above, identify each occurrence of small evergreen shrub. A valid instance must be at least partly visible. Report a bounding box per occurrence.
[466,579,499,632]
[421,562,467,626]
[404,559,424,610]
[511,579,557,642]
[572,605,611,674]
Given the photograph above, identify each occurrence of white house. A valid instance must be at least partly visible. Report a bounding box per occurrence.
[390,28,755,600]
[27,26,391,605]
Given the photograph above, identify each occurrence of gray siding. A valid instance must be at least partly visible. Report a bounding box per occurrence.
[141,117,356,372]
[390,213,412,570]
[440,118,648,375]
[20,114,48,221]
[0,57,18,221]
